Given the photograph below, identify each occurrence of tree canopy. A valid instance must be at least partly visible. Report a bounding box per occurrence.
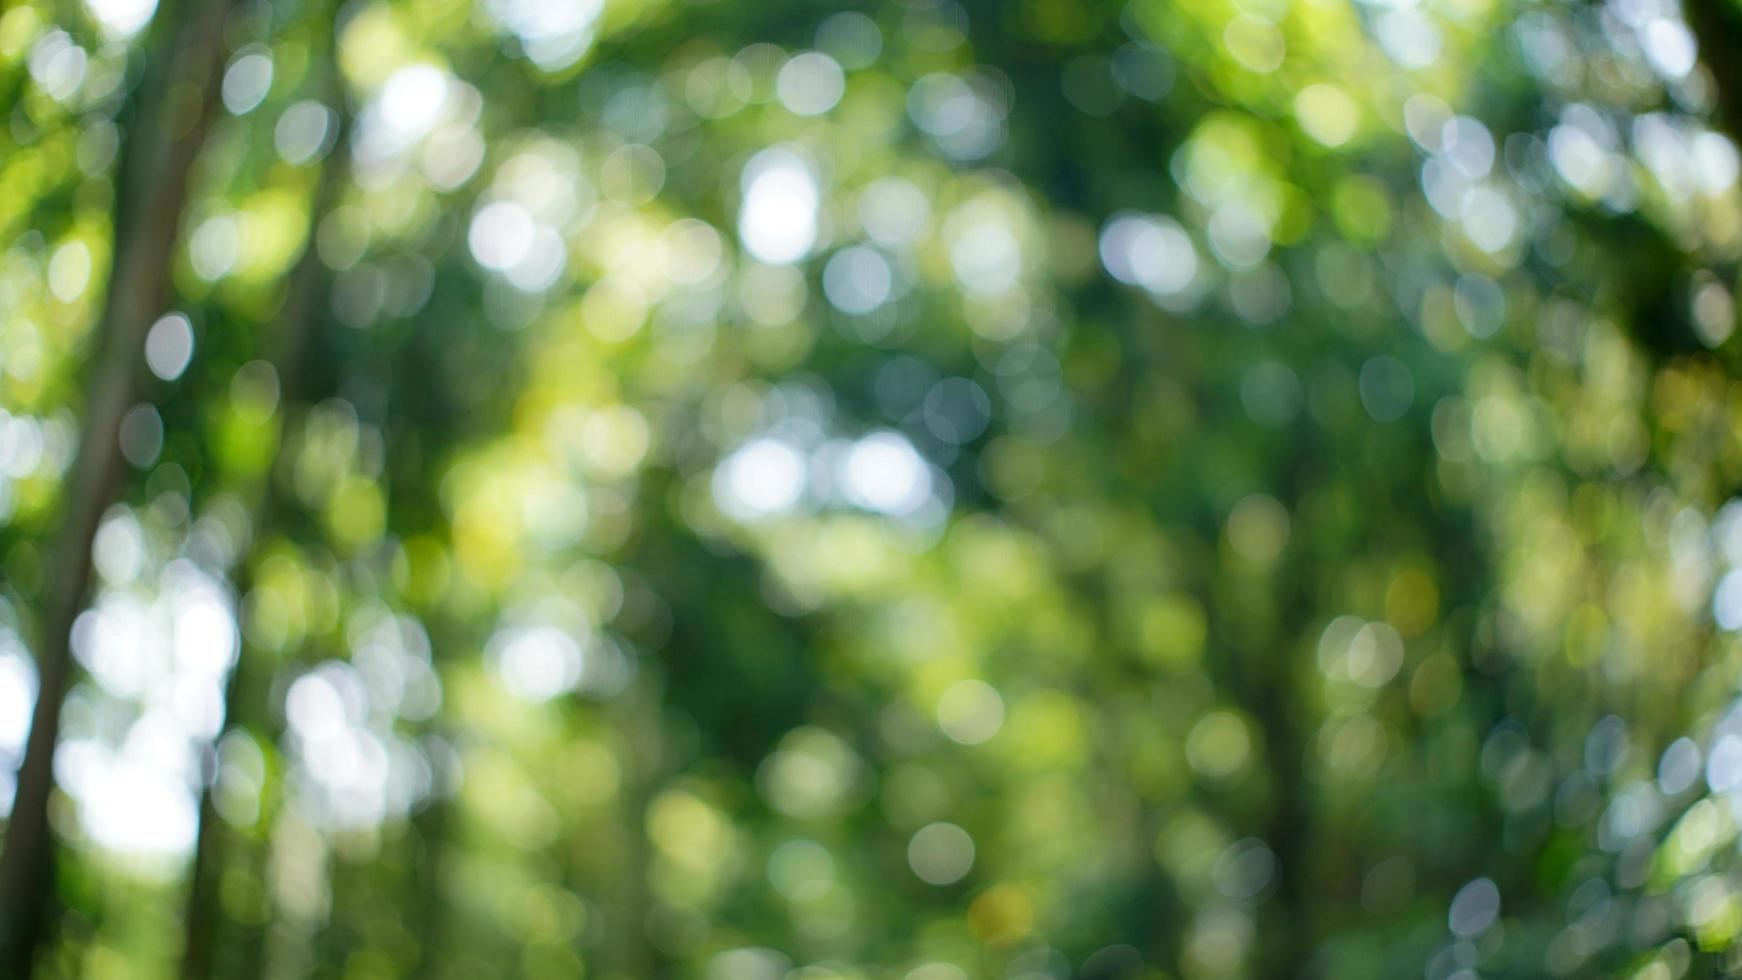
[3,0,1742,977]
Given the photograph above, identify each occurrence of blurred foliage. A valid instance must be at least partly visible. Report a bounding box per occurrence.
[5,0,1742,977]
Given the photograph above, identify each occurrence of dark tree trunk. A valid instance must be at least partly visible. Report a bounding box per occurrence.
[606,670,663,980]
[180,95,351,980]
[1686,0,1742,149]
[0,0,237,974]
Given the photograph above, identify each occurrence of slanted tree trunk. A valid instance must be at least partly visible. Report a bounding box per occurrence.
[0,0,238,974]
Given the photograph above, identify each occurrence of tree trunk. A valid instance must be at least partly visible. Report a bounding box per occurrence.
[0,0,237,974]
[181,97,351,980]
[1686,0,1742,149]
[606,669,663,980]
